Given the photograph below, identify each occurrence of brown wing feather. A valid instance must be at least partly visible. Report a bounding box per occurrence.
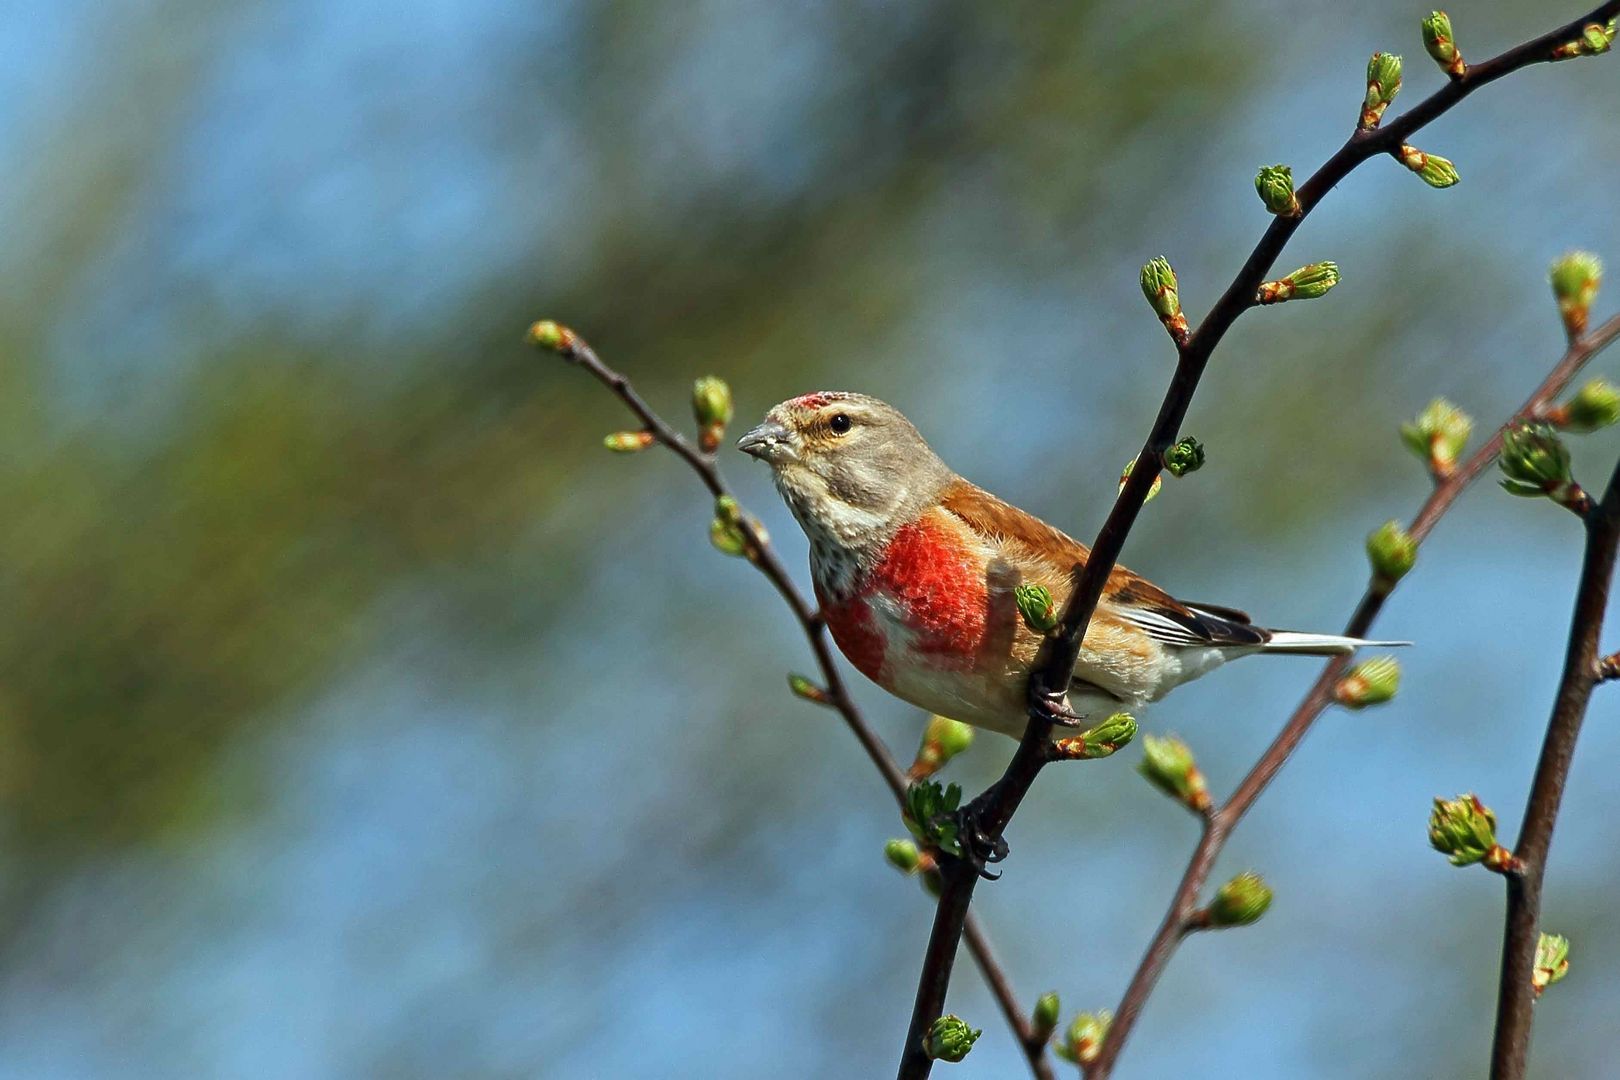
[938,479,1266,648]
[938,479,1187,610]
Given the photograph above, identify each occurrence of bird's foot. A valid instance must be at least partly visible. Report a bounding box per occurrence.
[1029,677,1087,728]
[949,795,1010,880]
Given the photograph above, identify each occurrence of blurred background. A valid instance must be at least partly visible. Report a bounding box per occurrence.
[4,1,1619,1076]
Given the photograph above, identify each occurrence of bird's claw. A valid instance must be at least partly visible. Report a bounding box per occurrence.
[950,799,1009,880]
[1030,681,1087,728]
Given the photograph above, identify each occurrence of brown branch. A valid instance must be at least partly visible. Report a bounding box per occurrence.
[1088,310,1620,1078]
[1490,463,1620,1077]
[896,5,1620,1076]
[539,327,1054,1080]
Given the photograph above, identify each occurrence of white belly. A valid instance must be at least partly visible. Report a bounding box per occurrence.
[858,588,1246,739]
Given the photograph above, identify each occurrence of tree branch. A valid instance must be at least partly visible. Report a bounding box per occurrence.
[1089,311,1620,1079]
[897,5,1620,1076]
[541,328,1053,1080]
[1490,461,1620,1078]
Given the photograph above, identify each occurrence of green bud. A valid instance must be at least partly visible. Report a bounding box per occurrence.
[1140,257,1190,342]
[910,715,976,778]
[1549,251,1602,338]
[1334,656,1401,708]
[1401,398,1473,477]
[884,838,922,875]
[1553,20,1617,59]
[929,715,974,756]
[709,495,763,557]
[525,319,572,352]
[1499,422,1586,510]
[1255,164,1301,216]
[1558,378,1620,433]
[1058,712,1138,760]
[903,780,964,857]
[1397,145,1460,188]
[691,376,733,428]
[1366,520,1417,582]
[1362,52,1403,127]
[1286,261,1341,299]
[1422,12,1465,76]
[1140,257,1180,319]
[710,518,748,556]
[1053,1010,1111,1065]
[692,377,733,452]
[603,430,655,453]
[1165,437,1205,477]
[1256,262,1340,304]
[1532,932,1571,997]
[1138,734,1211,813]
[788,673,830,704]
[1208,871,1273,927]
[1118,459,1164,503]
[923,1015,981,1063]
[1032,992,1061,1042]
[1015,583,1059,634]
[1428,793,1499,867]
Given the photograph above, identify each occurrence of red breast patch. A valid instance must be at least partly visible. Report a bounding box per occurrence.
[869,516,989,668]
[817,586,887,682]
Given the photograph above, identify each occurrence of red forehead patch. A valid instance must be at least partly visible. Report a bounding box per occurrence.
[790,391,849,410]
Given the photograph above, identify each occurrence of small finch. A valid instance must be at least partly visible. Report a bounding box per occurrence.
[739,393,1404,737]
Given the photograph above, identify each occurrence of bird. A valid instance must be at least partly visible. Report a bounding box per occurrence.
[737,391,1403,740]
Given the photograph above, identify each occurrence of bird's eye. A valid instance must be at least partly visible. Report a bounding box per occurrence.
[828,413,852,435]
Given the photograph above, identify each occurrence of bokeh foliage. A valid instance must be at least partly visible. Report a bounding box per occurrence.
[3,1,1618,1076]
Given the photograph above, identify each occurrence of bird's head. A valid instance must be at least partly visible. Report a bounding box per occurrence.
[738,392,953,549]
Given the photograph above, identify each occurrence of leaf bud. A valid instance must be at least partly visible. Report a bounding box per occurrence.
[1164,436,1205,477]
[923,1015,981,1063]
[1031,992,1061,1043]
[692,376,734,452]
[1015,583,1059,634]
[1255,164,1301,216]
[1055,712,1138,760]
[1256,262,1340,304]
[1207,871,1273,927]
[1532,932,1571,997]
[1366,520,1417,583]
[1361,52,1404,127]
[884,838,923,874]
[1400,398,1472,478]
[1138,734,1211,814]
[1333,656,1401,708]
[1141,257,1190,344]
[910,715,976,779]
[1428,793,1515,869]
[1499,422,1590,514]
[1548,251,1602,339]
[603,430,656,453]
[1421,12,1466,77]
[1053,1010,1111,1065]
[1554,378,1620,433]
[1397,145,1460,188]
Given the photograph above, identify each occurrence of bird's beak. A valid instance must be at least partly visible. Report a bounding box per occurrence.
[737,418,795,463]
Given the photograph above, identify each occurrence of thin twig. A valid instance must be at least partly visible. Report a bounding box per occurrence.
[896,5,1620,1076]
[544,330,1053,1080]
[1089,311,1620,1078]
[1489,463,1620,1078]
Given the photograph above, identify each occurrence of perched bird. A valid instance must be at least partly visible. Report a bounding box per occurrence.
[738,392,1401,739]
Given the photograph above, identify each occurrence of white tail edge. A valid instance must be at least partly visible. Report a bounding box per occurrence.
[1261,631,1412,656]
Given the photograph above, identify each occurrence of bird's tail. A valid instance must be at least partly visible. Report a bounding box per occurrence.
[1260,631,1411,656]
